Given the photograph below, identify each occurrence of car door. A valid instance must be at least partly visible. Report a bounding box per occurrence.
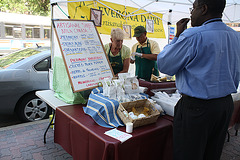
[30,56,51,90]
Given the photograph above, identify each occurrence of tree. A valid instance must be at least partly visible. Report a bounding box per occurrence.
[0,0,50,16]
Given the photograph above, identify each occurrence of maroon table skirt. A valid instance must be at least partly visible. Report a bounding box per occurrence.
[54,105,173,160]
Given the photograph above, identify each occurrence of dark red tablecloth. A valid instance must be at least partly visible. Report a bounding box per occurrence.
[54,105,173,160]
[138,80,176,96]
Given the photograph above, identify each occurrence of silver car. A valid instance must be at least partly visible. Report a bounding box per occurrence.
[0,47,52,122]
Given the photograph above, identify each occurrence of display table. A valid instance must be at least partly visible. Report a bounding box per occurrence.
[35,90,72,143]
[36,90,72,110]
[54,105,173,160]
[162,115,174,122]
[138,79,176,96]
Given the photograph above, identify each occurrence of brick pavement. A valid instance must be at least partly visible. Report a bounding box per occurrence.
[221,128,240,160]
[0,119,239,160]
[0,120,72,160]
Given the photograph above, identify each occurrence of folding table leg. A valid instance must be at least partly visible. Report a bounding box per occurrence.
[227,130,230,142]
[44,110,55,143]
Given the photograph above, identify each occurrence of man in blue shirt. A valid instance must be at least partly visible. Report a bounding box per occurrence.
[157,0,240,159]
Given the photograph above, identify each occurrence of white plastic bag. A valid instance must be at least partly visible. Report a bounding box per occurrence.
[151,91,181,116]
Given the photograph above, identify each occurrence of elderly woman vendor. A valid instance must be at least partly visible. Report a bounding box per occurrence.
[104,28,130,76]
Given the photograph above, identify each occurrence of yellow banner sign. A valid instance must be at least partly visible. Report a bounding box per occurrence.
[68,0,165,38]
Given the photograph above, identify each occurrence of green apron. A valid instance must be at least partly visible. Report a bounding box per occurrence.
[108,44,123,75]
[135,40,159,81]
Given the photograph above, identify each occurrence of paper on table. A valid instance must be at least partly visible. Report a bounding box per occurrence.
[104,128,132,143]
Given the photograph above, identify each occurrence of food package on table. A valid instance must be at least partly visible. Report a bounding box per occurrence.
[102,78,116,99]
[150,74,161,82]
[160,77,167,82]
[124,76,140,94]
[118,73,130,81]
[102,78,111,97]
[113,79,125,101]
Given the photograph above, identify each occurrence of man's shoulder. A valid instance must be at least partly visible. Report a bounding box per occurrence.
[181,26,204,38]
[182,22,237,38]
[132,42,139,48]
[148,39,157,43]
[147,39,159,46]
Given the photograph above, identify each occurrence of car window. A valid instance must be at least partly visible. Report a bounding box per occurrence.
[0,47,50,69]
[0,48,41,69]
[34,56,51,71]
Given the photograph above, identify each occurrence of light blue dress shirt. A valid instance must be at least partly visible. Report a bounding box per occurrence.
[157,18,240,99]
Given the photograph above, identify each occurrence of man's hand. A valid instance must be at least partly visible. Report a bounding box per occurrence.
[130,52,142,60]
[135,52,142,57]
[175,18,190,37]
[130,52,136,60]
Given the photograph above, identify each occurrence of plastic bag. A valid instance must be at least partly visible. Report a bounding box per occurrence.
[124,76,140,94]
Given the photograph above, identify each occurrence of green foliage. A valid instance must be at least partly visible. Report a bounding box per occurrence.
[0,0,50,16]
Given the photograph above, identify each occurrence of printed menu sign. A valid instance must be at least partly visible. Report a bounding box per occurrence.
[52,19,113,92]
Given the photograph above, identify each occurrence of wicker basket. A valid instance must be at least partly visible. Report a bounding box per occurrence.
[117,99,160,128]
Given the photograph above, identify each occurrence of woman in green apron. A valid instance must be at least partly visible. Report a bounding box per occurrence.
[104,28,130,77]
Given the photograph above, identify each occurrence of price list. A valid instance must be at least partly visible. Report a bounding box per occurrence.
[53,20,113,92]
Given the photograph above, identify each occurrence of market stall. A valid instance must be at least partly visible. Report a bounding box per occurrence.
[35,0,240,159]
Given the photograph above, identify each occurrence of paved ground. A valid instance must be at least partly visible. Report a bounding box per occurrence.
[0,119,239,160]
[0,119,72,160]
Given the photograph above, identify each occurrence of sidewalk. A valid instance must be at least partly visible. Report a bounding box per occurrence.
[0,119,239,160]
[0,120,72,160]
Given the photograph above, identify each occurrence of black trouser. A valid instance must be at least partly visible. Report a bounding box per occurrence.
[173,94,233,160]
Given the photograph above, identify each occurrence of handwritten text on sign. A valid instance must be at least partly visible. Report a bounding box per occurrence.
[53,20,113,92]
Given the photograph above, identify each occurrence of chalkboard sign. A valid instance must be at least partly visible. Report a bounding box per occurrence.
[52,19,114,92]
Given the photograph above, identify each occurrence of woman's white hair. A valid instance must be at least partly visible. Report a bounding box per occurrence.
[111,28,124,40]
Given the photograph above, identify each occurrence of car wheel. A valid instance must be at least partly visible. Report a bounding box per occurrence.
[17,93,52,122]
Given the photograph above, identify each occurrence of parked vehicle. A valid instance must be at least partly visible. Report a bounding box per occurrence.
[0,47,52,122]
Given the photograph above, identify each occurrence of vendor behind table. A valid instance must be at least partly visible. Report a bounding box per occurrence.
[104,28,130,77]
[130,26,161,81]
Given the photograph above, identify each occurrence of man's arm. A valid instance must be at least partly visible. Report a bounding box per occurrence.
[141,40,160,61]
[157,18,191,76]
[141,54,158,61]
